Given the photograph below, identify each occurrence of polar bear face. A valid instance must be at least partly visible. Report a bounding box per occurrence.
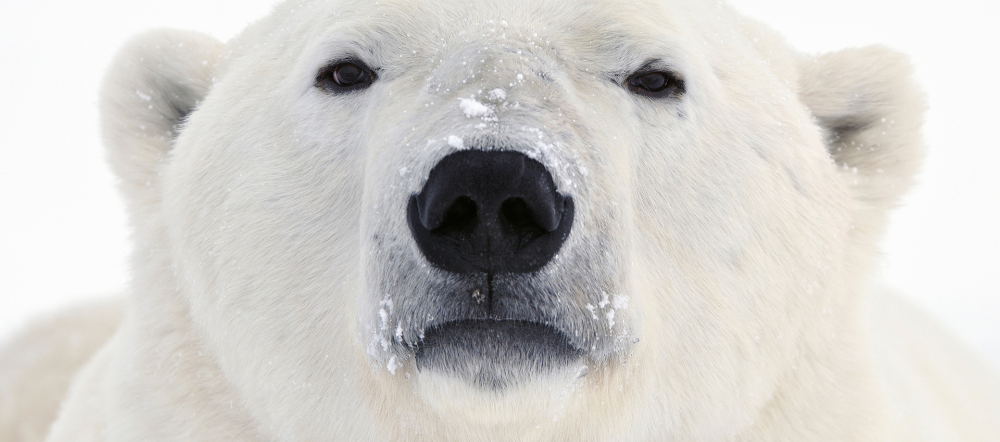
[103,0,922,439]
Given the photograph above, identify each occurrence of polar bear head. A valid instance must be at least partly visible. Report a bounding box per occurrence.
[101,0,922,439]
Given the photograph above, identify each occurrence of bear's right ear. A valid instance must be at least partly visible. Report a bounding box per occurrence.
[100,29,223,216]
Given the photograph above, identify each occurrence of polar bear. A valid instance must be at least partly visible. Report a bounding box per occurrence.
[1,0,999,440]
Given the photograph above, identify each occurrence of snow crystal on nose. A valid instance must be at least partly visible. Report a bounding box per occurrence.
[387,355,400,375]
[488,88,506,101]
[459,97,493,118]
[447,135,465,149]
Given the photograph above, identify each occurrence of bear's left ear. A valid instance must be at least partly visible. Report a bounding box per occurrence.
[798,46,925,234]
[100,29,224,219]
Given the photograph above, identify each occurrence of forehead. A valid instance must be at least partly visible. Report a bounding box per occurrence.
[340,0,679,31]
[281,0,697,58]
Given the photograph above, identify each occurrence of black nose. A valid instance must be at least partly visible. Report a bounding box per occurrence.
[407,150,574,274]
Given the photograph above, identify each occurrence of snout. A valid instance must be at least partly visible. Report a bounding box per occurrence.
[407,150,574,274]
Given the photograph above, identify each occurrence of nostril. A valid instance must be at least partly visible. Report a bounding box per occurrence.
[433,196,478,235]
[500,198,535,229]
[500,198,548,250]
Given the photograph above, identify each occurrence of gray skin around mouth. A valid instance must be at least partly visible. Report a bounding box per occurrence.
[414,319,584,390]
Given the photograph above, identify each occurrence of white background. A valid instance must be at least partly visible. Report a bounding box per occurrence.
[1,0,997,366]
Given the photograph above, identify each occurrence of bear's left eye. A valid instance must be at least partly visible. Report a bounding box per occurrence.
[625,70,684,99]
[316,61,376,93]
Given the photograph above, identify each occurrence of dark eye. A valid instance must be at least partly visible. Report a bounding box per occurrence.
[626,70,684,99]
[316,61,376,93]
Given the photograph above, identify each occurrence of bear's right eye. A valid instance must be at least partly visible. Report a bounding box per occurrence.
[316,61,376,93]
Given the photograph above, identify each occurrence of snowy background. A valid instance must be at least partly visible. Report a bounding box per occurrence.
[1,0,997,366]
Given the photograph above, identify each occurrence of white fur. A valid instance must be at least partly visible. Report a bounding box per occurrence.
[0,0,997,440]
[0,301,121,442]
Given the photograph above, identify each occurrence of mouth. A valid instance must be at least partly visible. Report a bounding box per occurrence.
[414,319,584,389]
